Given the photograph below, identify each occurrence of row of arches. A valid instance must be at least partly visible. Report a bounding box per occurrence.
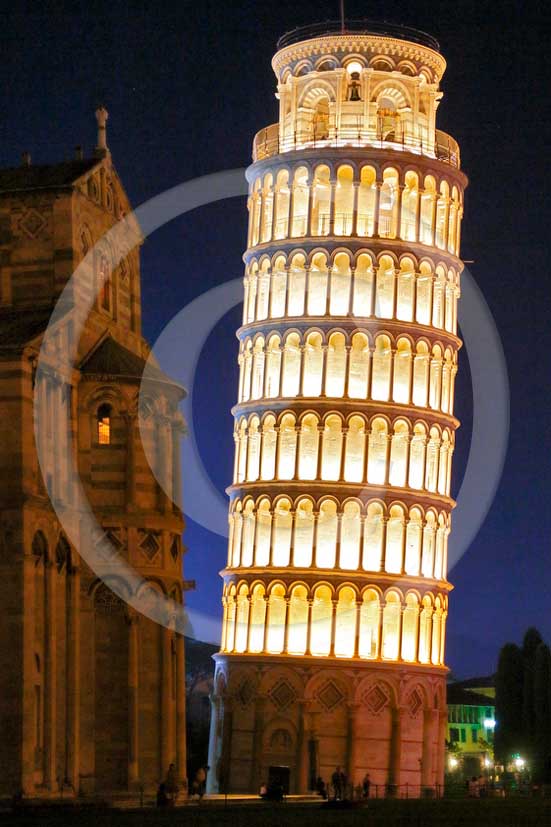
[238,331,457,415]
[233,412,454,495]
[221,580,448,666]
[248,165,462,255]
[278,53,438,83]
[243,253,459,334]
[228,497,450,581]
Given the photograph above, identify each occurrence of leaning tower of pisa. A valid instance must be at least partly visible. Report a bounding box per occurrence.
[208,20,467,797]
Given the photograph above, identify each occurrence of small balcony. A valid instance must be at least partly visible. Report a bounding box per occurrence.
[252,123,460,169]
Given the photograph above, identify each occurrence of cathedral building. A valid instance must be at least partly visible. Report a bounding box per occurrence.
[209,21,467,796]
[0,110,187,798]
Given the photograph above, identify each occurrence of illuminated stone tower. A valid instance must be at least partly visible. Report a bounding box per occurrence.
[209,20,466,796]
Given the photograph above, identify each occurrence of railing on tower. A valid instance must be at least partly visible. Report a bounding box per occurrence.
[276,19,441,52]
[252,123,460,168]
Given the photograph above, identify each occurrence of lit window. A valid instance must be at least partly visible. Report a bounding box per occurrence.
[97,404,111,445]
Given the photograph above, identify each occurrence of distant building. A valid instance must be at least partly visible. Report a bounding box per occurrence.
[446,677,496,777]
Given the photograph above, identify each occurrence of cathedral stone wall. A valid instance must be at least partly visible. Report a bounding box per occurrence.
[0,135,188,799]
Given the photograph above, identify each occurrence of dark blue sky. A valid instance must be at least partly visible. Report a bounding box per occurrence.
[4,0,550,677]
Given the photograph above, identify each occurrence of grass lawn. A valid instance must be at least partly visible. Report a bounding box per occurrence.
[3,798,551,827]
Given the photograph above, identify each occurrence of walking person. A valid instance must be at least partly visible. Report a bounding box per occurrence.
[165,763,179,804]
[331,766,343,800]
[362,773,371,799]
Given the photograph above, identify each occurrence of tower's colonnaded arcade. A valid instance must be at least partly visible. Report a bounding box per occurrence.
[208,20,467,796]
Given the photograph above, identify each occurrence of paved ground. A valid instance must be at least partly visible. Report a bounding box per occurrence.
[2,798,551,826]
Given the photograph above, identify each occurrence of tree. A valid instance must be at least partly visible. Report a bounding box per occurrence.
[522,628,543,762]
[533,643,551,783]
[495,642,523,765]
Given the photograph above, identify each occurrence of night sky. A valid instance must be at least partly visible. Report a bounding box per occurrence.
[4,0,550,678]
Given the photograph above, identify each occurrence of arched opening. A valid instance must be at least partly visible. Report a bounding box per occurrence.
[288,253,306,316]
[334,165,354,235]
[329,253,351,316]
[260,415,277,480]
[251,337,265,399]
[400,171,419,241]
[241,501,255,566]
[260,174,274,243]
[325,331,346,397]
[357,166,376,237]
[386,504,405,573]
[405,507,423,574]
[401,593,419,662]
[371,335,392,400]
[352,254,374,316]
[287,584,308,654]
[389,420,409,487]
[382,591,402,660]
[311,585,332,655]
[265,335,281,398]
[308,252,328,315]
[270,255,287,317]
[419,596,433,664]
[311,164,331,236]
[293,498,314,566]
[348,332,370,398]
[303,332,323,396]
[344,416,366,483]
[375,255,396,320]
[316,499,337,568]
[367,417,388,484]
[255,498,272,566]
[257,259,271,320]
[409,423,427,489]
[341,501,361,569]
[378,168,399,238]
[363,502,384,571]
[396,257,415,321]
[359,589,380,658]
[97,403,112,445]
[273,498,292,567]
[266,584,286,653]
[298,414,319,480]
[281,333,301,397]
[412,341,430,407]
[416,261,433,325]
[277,414,297,480]
[249,584,267,652]
[420,175,436,245]
[321,415,343,480]
[235,584,250,652]
[291,167,309,237]
[274,171,290,239]
[335,586,357,657]
[313,96,330,140]
[393,337,412,403]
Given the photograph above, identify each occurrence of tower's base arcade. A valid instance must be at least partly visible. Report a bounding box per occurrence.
[207,655,447,797]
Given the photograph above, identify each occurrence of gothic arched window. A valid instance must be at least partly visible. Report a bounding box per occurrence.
[97,403,112,445]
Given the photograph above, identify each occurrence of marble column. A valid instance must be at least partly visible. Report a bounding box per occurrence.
[21,553,36,795]
[161,622,173,774]
[388,706,403,793]
[127,610,140,786]
[346,703,361,788]
[421,708,437,788]
[44,560,57,790]
[250,694,266,791]
[67,564,81,792]
[175,633,187,789]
